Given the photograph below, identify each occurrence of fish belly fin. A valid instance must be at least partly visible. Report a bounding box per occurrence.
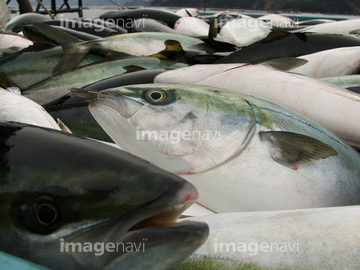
[259,131,338,170]
[261,57,308,71]
[149,39,185,59]
[32,22,91,77]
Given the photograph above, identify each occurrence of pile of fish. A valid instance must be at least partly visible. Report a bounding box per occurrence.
[1,4,360,269]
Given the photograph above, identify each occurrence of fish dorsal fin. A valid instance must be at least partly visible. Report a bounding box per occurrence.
[260,131,338,170]
[32,23,91,77]
[185,9,193,17]
[57,118,72,133]
[6,87,21,95]
[123,65,146,72]
[350,29,360,34]
[150,40,184,59]
[262,58,308,71]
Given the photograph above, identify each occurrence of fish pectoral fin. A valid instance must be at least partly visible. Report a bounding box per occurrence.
[123,65,146,72]
[32,23,89,77]
[150,40,185,59]
[259,131,338,170]
[261,58,308,71]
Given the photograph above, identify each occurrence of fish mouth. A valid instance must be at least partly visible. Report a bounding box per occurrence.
[91,91,143,119]
[128,193,197,232]
[68,180,207,270]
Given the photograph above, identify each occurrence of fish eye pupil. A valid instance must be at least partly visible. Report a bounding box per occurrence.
[151,92,162,100]
[36,204,57,226]
[146,90,167,103]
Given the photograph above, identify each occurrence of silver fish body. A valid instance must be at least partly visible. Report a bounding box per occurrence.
[89,83,360,213]
[176,206,360,269]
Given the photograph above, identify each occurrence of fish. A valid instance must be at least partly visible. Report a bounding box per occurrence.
[33,22,214,76]
[3,13,49,34]
[258,14,295,27]
[0,121,208,270]
[290,46,360,78]
[23,24,100,46]
[22,57,187,105]
[175,206,360,269]
[0,46,104,89]
[217,32,360,64]
[219,17,272,47]
[43,19,127,36]
[321,74,360,89]
[132,18,181,34]
[0,87,62,131]
[175,8,200,18]
[174,17,210,36]
[99,8,182,29]
[44,69,167,142]
[299,18,360,34]
[154,63,360,148]
[88,83,360,213]
[0,34,33,55]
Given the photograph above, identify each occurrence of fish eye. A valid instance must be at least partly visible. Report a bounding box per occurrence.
[32,195,59,227]
[36,203,57,226]
[146,90,167,103]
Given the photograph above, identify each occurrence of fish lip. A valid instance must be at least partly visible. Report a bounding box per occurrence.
[128,198,197,232]
[92,91,144,119]
[125,181,199,233]
[66,181,199,241]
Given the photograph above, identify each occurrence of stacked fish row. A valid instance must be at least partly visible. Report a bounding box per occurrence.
[1,6,360,269]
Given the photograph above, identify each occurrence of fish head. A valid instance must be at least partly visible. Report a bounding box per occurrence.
[89,83,258,174]
[0,122,208,269]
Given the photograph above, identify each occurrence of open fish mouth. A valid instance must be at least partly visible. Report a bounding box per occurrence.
[129,195,198,231]
[68,179,208,270]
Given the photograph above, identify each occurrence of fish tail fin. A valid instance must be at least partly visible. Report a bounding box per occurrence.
[32,22,91,77]
[208,20,218,39]
[149,40,185,59]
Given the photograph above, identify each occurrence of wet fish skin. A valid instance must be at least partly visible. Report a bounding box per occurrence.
[155,64,360,148]
[99,8,182,29]
[0,122,208,270]
[22,57,186,105]
[89,83,360,213]
[44,69,166,142]
[0,87,60,130]
[0,46,104,89]
[175,206,360,269]
[217,32,360,64]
